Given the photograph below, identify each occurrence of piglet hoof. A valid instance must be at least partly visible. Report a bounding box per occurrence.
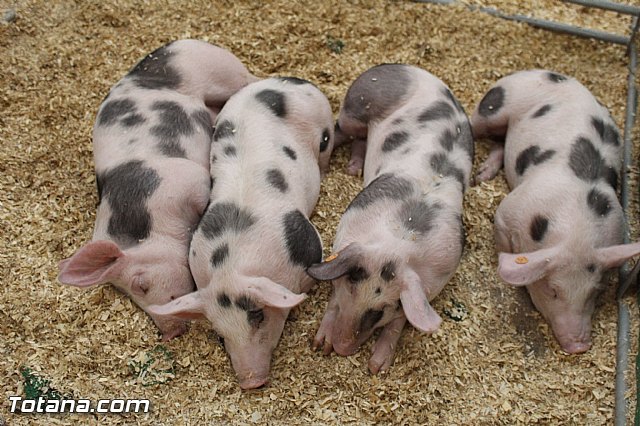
[346,159,363,176]
[368,352,394,375]
[474,168,496,186]
[312,334,334,355]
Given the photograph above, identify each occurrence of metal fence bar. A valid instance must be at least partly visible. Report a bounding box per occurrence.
[413,0,631,44]
[564,0,640,16]
[614,15,637,425]
[477,6,630,45]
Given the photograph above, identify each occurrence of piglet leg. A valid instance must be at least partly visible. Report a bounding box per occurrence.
[474,142,504,184]
[368,315,407,374]
[346,138,367,176]
[313,295,339,355]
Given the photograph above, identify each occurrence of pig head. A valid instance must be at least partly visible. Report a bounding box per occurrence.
[308,242,443,357]
[494,185,640,353]
[148,275,305,389]
[58,239,194,340]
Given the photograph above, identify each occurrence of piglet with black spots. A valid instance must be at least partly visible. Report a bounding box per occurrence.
[308,64,472,373]
[471,69,640,354]
[147,77,333,389]
[57,40,256,341]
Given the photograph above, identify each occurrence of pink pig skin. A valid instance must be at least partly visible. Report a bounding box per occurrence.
[57,40,256,341]
[147,77,333,389]
[471,69,640,354]
[308,64,472,373]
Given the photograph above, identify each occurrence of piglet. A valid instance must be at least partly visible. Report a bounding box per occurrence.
[307,64,473,373]
[57,40,256,341]
[147,77,334,389]
[471,69,640,354]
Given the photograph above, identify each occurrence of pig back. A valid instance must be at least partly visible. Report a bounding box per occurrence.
[209,78,333,217]
[93,84,214,173]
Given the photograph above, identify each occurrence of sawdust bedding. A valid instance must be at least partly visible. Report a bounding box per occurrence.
[1,0,639,424]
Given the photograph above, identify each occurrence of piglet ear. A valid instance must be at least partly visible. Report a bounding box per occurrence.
[306,242,364,281]
[497,246,560,286]
[58,240,125,287]
[399,269,442,333]
[245,276,306,309]
[597,241,640,269]
[147,291,206,321]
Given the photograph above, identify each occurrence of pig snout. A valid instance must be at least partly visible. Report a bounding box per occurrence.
[227,344,272,390]
[238,374,270,390]
[150,314,189,341]
[331,318,366,356]
[550,315,592,355]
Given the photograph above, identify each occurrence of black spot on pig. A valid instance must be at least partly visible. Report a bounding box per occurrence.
[478,86,504,117]
[457,120,475,160]
[532,104,552,119]
[346,173,413,211]
[128,43,181,90]
[342,64,411,124]
[399,199,441,234]
[198,202,255,239]
[282,210,323,267]
[224,145,237,157]
[213,119,235,142]
[320,128,331,152]
[515,145,556,176]
[587,188,612,217]
[192,109,213,139]
[279,76,311,85]
[591,116,620,146]
[151,100,195,158]
[98,99,137,127]
[417,100,455,124]
[382,131,410,152]
[217,293,232,308]
[210,243,230,268]
[586,264,596,273]
[282,146,297,160]
[429,152,465,187]
[380,262,396,282]
[97,160,161,246]
[547,72,567,83]
[359,309,384,333]
[347,266,369,284]
[602,166,619,191]
[443,87,466,113]
[439,128,456,152]
[529,215,549,242]
[267,169,289,193]
[256,89,286,118]
[235,295,264,327]
[569,137,618,189]
[121,114,146,127]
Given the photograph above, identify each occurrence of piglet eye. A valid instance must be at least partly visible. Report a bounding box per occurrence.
[248,309,264,328]
[347,266,368,283]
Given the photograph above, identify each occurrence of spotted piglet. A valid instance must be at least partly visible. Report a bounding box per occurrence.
[471,69,640,354]
[57,40,256,340]
[307,64,472,373]
[147,77,333,389]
